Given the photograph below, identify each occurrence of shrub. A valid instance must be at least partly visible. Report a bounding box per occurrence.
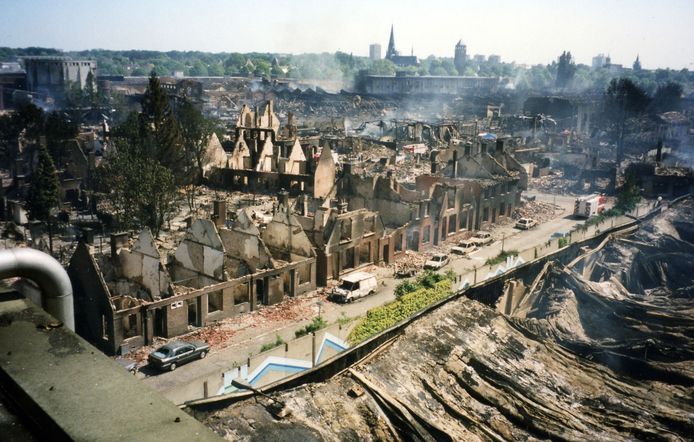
[394,280,418,299]
[337,313,352,327]
[485,250,519,267]
[348,279,452,344]
[558,237,568,248]
[295,316,328,338]
[260,334,285,352]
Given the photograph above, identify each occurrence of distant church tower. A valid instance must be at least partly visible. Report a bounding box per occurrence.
[633,54,642,71]
[386,25,397,60]
[455,40,467,75]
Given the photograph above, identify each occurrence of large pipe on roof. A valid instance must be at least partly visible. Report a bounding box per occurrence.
[0,248,74,330]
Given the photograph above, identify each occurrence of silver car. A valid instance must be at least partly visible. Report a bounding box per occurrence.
[148,340,209,371]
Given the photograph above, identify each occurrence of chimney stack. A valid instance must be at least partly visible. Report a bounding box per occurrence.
[452,150,458,178]
[212,200,227,227]
[110,232,129,256]
[278,190,289,211]
[430,151,439,174]
[419,199,430,219]
[656,140,663,163]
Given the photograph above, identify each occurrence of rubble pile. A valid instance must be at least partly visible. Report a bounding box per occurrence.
[512,200,563,223]
[528,170,576,194]
[119,290,322,367]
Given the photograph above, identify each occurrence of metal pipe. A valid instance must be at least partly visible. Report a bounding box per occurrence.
[0,248,74,330]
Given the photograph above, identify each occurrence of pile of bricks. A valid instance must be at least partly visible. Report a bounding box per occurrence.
[512,200,562,223]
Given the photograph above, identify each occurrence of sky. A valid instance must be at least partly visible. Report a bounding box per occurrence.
[1,0,693,70]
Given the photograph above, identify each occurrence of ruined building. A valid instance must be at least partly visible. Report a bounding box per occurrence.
[294,195,388,286]
[69,198,316,355]
[211,100,338,197]
[427,137,528,227]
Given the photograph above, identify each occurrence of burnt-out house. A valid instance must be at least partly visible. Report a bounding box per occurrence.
[69,203,316,355]
[332,168,437,257]
[212,100,337,196]
[295,196,387,286]
[427,137,528,229]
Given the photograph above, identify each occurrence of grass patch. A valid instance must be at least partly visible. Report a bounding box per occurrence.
[395,270,455,299]
[260,334,285,353]
[485,250,519,267]
[337,312,352,327]
[584,208,623,227]
[295,316,328,338]
[348,278,453,344]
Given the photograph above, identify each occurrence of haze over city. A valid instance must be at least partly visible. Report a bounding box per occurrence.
[2,0,694,69]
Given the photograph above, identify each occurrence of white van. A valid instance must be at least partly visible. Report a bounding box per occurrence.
[329,272,378,303]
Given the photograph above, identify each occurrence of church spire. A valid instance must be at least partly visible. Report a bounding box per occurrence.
[386,25,396,59]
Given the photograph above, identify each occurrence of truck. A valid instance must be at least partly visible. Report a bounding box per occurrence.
[573,194,606,219]
[329,272,378,303]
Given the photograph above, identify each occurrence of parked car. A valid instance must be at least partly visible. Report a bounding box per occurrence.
[451,240,478,255]
[395,266,418,278]
[148,340,209,371]
[329,272,378,303]
[472,231,493,246]
[515,218,538,230]
[551,229,571,239]
[115,357,137,374]
[424,253,450,270]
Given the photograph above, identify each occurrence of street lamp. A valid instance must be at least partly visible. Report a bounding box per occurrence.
[316,301,324,319]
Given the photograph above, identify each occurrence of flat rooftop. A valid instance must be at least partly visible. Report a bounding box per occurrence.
[0,290,220,441]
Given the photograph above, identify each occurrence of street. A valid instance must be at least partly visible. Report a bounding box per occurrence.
[140,192,618,399]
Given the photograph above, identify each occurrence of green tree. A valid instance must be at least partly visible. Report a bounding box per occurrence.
[555,51,576,89]
[141,71,169,131]
[189,61,208,76]
[208,63,225,76]
[17,103,45,140]
[98,141,178,236]
[369,59,396,75]
[603,78,650,164]
[650,81,683,114]
[26,145,61,253]
[44,112,78,167]
[615,172,641,212]
[84,71,97,108]
[176,98,213,209]
[139,71,186,181]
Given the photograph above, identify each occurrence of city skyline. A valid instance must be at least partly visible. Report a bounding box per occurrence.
[1,0,693,70]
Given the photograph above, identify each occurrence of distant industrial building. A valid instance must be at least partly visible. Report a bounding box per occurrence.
[473,54,486,63]
[369,43,381,60]
[488,54,501,64]
[0,62,26,109]
[359,73,498,96]
[21,56,96,104]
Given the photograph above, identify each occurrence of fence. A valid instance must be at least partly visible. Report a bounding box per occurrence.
[217,321,355,395]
